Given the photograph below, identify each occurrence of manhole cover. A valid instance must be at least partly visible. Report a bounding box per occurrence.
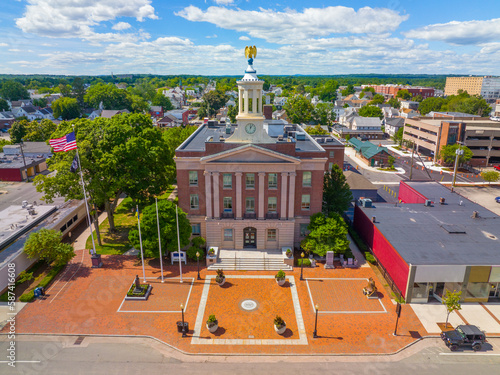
[240,299,258,311]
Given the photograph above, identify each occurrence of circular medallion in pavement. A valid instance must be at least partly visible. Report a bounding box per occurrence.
[240,299,258,311]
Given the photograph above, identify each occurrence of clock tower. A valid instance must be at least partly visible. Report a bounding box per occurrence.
[226,46,274,144]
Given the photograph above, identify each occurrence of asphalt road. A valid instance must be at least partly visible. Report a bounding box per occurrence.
[1,336,500,375]
[0,180,67,212]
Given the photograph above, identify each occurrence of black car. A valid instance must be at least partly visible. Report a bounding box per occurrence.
[441,325,486,351]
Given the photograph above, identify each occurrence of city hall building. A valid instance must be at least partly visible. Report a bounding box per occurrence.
[175,55,343,251]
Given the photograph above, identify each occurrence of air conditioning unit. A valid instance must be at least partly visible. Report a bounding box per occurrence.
[359,198,372,208]
[424,200,432,207]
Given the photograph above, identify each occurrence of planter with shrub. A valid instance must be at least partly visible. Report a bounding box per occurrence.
[206,314,218,333]
[274,315,286,335]
[275,270,286,286]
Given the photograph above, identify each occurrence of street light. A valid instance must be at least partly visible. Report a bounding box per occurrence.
[300,252,305,281]
[180,303,187,337]
[196,251,201,280]
[313,304,319,338]
[451,145,464,192]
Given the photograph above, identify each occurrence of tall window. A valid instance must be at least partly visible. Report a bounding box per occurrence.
[223,173,232,189]
[268,197,277,212]
[301,194,310,210]
[329,151,335,158]
[190,194,199,209]
[267,229,277,241]
[223,197,233,212]
[329,162,333,170]
[302,171,312,187]
[224,228,233,241]
[191,223,201,235]
[268,173,277,189]
[246,173,255,189]
[246,197,255,212]
[300,223,309,237]
[189,171,198,186]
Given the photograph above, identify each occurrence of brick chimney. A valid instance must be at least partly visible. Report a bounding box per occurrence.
[263,105,273,120]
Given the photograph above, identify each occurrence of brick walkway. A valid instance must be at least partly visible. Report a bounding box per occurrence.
[5,254,428,355]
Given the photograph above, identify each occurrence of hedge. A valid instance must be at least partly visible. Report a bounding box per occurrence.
[18,264,65,302]
[296,258,311,267]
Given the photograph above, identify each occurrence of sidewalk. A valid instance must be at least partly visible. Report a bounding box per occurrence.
[344,147,405,174]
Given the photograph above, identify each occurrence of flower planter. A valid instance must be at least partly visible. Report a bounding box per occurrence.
[207,321,218,333]
[274,324,286,335]
[216,276,226,286]
[276,278,286,286]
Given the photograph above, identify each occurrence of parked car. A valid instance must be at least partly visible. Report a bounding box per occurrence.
[495,197,500,204]
[493,165,500,171]
[441,325,486,351]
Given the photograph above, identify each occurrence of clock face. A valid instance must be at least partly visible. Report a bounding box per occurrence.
[245,123,256,134]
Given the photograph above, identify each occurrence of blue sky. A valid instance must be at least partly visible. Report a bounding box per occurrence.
[1,0,500,76]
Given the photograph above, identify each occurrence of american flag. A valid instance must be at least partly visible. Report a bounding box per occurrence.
[49,131,78,152]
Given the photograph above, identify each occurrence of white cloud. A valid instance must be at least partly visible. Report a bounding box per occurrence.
[176,6,409,44]
[16,0,157,42]
[9,49,21,52]
[112,22,132,31]
[239,36,250,41]
[404,18,500,45]
[0,43,8,47]
[206,34,218,38]
[214,0,234,4]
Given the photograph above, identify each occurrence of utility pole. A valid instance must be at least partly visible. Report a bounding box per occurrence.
[409,141,415,180]
[451,144,464,192]
[19,139,29,182]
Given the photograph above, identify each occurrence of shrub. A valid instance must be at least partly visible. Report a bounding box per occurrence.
[186,246,205,261]
[215,269,225,283]
[18,271,34,284]
[20,291,35,302]
[208,248,215,255]
[365,252,376,264]
[297,258,311,267]
[274,315,285,328]
[207,314,217,327]
[275,270,286,280]
[17,264,64,302]
[285,248,292,257]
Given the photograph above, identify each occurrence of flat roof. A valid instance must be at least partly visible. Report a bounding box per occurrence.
[358,181,500,266]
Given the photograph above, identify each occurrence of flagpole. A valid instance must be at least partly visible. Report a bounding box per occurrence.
[155,198,164,283]
[75,148,97,256]
[176,205,183,283]
[137,205,146,283]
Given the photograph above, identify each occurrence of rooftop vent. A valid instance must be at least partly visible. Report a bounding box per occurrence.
[424,199,432,207]
[439,197,445,205]
[441,224,466,234]
[472,211,479,219]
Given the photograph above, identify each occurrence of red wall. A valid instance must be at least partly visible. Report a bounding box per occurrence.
[0,168,23,182]
[398,181,428,204]
[354,205,410,297]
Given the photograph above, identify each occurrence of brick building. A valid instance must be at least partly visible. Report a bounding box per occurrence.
[370,84,434,99]
[445,76,500,104]
[175,58,344,250]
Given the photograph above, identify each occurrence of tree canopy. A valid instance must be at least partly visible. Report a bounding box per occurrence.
[128,200,191,258]
[439,144,473,165]
[300,212,350,256]
[370,94,385,105]
[151,93,174,110]
[387,98,401,109]
[396,89,412,100]
[9,119,28,144]
[0,80,29,101]
[481,170,499,184]
[323,164,353,216]
[198,90,228,118]
[359,105,383,119]
[419,92,490,116]
[341,84,355,97]
[52,97,81,120]
[284,94,314,124]
[305,124,329,135]
[24,119,57,142]
[24,228,75,266]
[84,82,132,111]
[312,102,334,125]
[0,98,9,111]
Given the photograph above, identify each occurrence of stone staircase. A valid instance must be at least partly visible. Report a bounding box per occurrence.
[207,249,293,271]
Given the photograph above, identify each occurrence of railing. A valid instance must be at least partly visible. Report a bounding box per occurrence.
[265,212,279,220]
[221,212,234,219]
[243,212,256,219]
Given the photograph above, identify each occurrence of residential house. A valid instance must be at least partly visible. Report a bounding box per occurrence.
[100,109,130,119]
[348,138,391,167]
[0,111,15,131]
[149,106,164,120]
[382,107,400,119]
[400,108,420,119]
[162,87,185,109]
[400,101,420,110]
[384,117,405,137]
[158,114,182,128]
[332,105,345,121]
[273,96,287,110]
[38,107,54,120]
[13,105,39,121]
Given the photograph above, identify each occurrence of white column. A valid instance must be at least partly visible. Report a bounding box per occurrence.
[238,89,243,114]
[280,173,287,219]
[244,89,249,114]
[258,89,262,114]
[204,171,212,218]
[235,172,242,219]
[252,89,257,113]
[258,172,266,219]
[213,172,220,218]
[288,172,296,219]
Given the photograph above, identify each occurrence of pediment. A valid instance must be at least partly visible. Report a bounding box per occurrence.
[200,144,299,164]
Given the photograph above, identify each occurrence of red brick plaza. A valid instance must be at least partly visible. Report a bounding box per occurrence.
[7,251,428,355]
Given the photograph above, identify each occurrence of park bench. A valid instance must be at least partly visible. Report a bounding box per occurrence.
[171,251,187,265]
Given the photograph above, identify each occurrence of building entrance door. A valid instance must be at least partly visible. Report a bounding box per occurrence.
[243,227,256,248]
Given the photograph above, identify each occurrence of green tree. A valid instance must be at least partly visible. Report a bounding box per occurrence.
[362,87,375,94]
[52,97,81,120]
[0,139,12,152]
[0,98,9,111]
[151,93,174,110]
[305,124,328,135]
[300,212,350,256]
[318,80,339,102]
[396,89,412,100]
[227,104,238,124]
[128,94,150,113]
[34,114,173,235]
[128,200,191,258]
[439,144,473,165]
[388,155,396,168]
[445,94,491,116]
[9,119,28,144]
[391,127,404,147]
[323,164,353,216]
[84,82,131,110]
[341,84,355,97]
[284,94,314,124]
[199,90,228,118]
[419,96,447,115]
[72,77,86,107]
[58,83,72,97]
[24,119,57,142]
[313,102,334,125]
[359,105,383,119]
[370,94,385,105]
[33,98,48,108]
[387,98,401,109]
[481,170,499,184]
[24,228,75,266]
[443,290,462,328]
[0,80,29,101]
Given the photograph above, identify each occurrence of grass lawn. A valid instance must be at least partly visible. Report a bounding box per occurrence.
[85,188,175,255]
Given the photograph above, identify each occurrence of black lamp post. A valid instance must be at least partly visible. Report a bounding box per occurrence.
[180,303,187,337]
[300,252,305,281]
[313,304,319,338]
[196,251,201,280]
